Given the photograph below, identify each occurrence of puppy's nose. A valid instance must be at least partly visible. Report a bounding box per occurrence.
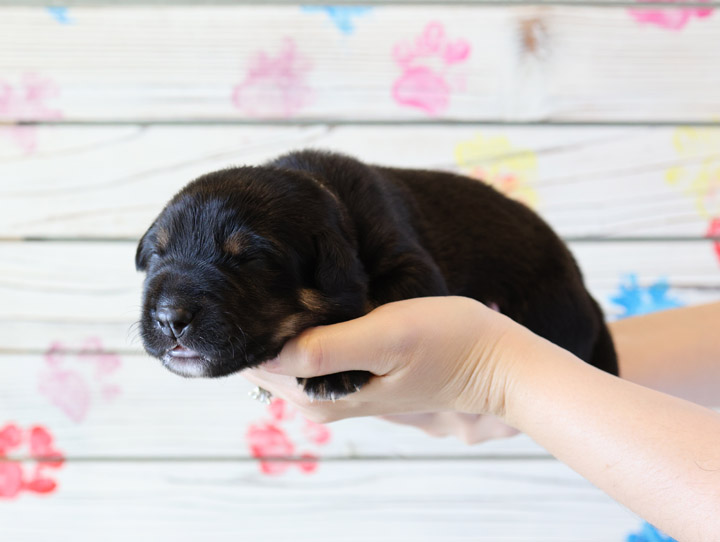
[155,305,194,338]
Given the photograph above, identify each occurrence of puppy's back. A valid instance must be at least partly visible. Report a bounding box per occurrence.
[271,150,617,375]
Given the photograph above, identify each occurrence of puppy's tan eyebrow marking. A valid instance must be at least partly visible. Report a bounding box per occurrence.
[155,227,170,251]
[223,231,247,255]
[224,230,271,256]
[223,230,276,258]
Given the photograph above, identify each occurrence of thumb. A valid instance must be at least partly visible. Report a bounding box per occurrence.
[261,307,405,378]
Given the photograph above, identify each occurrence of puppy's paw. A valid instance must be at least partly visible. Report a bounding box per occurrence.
[298,370,372,402]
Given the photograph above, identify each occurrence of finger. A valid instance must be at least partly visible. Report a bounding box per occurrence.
[245,369,369,423]
[243,369,307,403]
[261,322,388,378]
[244,367,297,387]
[261,302,415,378]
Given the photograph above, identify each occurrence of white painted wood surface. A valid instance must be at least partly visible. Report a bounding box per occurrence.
[1,239,718,353]
[2,125,720,239]
[1,461,639,542]
[1,6,720,122]
[1,348,561,460]
[6,0,720,5]
[2,1,718,540]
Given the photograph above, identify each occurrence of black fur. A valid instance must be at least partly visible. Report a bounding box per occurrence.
[136,150,617,399]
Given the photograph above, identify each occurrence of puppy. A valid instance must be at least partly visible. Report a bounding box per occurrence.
[136,150,617,400]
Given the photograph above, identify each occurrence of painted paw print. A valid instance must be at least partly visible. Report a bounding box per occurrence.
[627,521,678,542]
[391,22,471,116]
[707,218,720,266]
[628,0,713,31]
[301,6,371,35]
[246,398,331,476]
[610,274,684,319]
[231,38,313,118]
[0,423,65,499]
[38,337,123,423]
[454,133,539,209]
[0,73,63,153]
[666,127,720,220]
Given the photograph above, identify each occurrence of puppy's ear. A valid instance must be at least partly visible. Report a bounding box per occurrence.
[314,230,364,295]
[135,228,153,272]
[313,197,367,300]
[136,222,165,272]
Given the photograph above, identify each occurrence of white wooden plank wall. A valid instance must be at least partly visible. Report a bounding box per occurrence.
[1,3,719,541]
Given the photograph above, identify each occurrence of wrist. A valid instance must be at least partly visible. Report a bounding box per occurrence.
[502,333,591,431]
[454,310,587,427]
[451,311,539,420]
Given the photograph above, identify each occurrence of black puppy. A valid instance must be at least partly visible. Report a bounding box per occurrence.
[136,150,617,400]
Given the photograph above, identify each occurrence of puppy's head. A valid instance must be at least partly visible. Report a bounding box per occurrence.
[136,166,368,378]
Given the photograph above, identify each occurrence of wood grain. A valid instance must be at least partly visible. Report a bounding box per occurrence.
[0,460,640,541]
[1,2,717,537]
[1,7,719,123]
[2,125,719,239]
[1,239,718,353]
[0,351,550,458]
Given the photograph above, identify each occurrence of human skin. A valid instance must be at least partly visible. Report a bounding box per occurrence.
[244,298,720,541]
[371,302,720,443]
[610,302,720,407]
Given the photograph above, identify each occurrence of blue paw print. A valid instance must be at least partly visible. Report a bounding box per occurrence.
[301,6,372,35]
[610,274,683,319]
[46,6,73,24]
[627,522,678,542]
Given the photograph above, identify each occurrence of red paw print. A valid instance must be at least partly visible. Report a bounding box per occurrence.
[707,218,720,265]
[38,338,123,423]
[0,424,65,499]
[246,399,332,475]
[391,22,471,116]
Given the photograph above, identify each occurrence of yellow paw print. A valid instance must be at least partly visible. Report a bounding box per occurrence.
[666,127,720,219]
[454,134,539,209]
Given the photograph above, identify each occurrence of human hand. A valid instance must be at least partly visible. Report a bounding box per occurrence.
[243,296,536,425]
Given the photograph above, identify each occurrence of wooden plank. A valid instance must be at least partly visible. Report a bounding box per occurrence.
[0,351,550,458]
[4,0,720,6]
[1,240,718,353]
[1,7,719,123]
[1,239,717,458]
[0,460,641,541]
[2,125,719,239]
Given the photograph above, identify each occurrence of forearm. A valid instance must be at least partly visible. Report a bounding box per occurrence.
[610,302,720,407]
[501,334,720,541]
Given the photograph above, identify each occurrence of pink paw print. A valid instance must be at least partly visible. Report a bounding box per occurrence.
[391,22,471,116]
[628,0,713,30]
[0,73,63,153]
[38,338,123,423]
[246,398,331,475]
[231,38,314,118]
[0,423,65,499]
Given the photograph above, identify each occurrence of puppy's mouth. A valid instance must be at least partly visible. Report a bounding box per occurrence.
[162,345,211,378]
